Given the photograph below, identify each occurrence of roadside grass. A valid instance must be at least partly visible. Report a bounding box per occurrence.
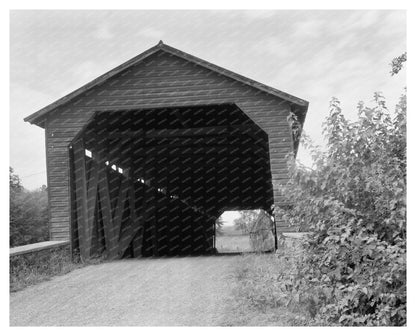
[10,246,103,292]
[226,242,312,326]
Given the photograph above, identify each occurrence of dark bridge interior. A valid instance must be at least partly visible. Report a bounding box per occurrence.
[69,103,274,260]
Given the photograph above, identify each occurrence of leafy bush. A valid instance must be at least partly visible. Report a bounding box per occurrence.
[276,90,406,326]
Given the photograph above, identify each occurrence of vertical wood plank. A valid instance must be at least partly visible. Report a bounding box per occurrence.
[131,136,146,258]
[72,137,88,260]
[110,172,129,258]
[118,138,148,258]
[146,156,158,256]
[157,156,170,256]
[97,164,116,257]
[117,166,134,257]
[69,145,79,256]
[85,157,99,257]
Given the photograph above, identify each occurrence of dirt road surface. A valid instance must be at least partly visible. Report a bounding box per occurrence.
[10,255,241,326]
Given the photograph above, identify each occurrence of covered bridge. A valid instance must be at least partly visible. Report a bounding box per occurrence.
[24,41,308,260]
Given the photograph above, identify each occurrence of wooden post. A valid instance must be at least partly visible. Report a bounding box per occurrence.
[156,156,169,255]
[97,164,116,256]
[117,164,137,258]
[72,137,89,261]
[149,155,159,256]
[85,156,99,257]
[205,155,216,253]
[166,157,177,255]
[272,210,279,250]
[117,145,158,258]
[168,157,180,255]
[131,135,146,258]
[140,154,156,256]
[69,145,79,257]
[192,156,204,254]
[110,170,129,259]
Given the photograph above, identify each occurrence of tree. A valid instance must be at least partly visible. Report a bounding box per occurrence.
[9,168,49,247]
[248,210,274,251]
[9,167,23,195]
[234,210,260,233]
[234,209,274,250]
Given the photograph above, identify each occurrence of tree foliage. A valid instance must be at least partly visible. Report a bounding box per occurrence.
[10,167,23,195]
[276,86,406,325]
[234,210,261,233]
[234,210,274,251]
[10,168,49,247]
[390,52,407,76]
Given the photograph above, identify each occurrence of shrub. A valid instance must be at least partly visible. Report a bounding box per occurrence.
[232,248,312,326]
[276,90,406,326]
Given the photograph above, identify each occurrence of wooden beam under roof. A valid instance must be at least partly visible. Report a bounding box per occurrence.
[106,125,263,139]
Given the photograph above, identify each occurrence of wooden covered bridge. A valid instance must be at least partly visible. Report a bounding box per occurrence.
[24,41,308,260]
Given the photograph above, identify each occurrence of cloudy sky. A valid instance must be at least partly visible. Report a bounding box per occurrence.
[10,10,406,191]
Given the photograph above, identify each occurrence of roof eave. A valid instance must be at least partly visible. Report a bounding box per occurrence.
[24,41,309,128]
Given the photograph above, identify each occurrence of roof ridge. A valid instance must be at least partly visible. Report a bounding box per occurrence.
[24,41,308,125]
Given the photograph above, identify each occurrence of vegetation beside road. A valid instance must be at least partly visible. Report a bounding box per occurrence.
[10,245,74,292]
[10,246,105,292]
[229,248,311,326]
[231,57,407,326]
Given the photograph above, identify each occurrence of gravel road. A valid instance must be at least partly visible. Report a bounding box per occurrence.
[10,255,241,326]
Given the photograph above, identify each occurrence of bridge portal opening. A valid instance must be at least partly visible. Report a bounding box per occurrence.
[69,103,274,260]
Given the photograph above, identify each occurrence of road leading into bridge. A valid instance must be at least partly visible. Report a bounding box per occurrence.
[10,255,241,326]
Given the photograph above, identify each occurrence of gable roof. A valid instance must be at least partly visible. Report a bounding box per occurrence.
[24,40,309,126]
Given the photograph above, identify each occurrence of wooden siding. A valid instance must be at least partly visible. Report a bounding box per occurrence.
[46,50,293,240]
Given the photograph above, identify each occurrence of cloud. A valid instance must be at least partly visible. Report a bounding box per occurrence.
[92,24,114,40]
[240,10,277,20]
[251,36,292,59]
[10,83,55,119]
[61,60,115,97]
[349,11,382,29]
[137,27,165,39]
[291,19,325,38]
